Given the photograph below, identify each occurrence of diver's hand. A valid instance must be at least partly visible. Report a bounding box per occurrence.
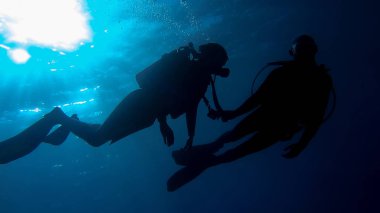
[160,123,174,147]
[282,143,303,159]
[183,136,194,150]
[221,110,236,122]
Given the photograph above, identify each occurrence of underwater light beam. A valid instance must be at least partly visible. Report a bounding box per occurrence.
[0,0,92,63]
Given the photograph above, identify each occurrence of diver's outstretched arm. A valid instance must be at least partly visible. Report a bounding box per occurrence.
[58,113,104,147]
[0,116,56,164]
[222,70,279,122]
[53,89,160,146]
[221,94,261,122]
[227,94,260,120]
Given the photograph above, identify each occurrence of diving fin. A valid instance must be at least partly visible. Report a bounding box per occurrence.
[172,142,223,166]
[167,163,209,192]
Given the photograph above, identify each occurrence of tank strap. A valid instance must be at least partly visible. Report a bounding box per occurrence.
[251,61,293,94]
[202,75,224,119]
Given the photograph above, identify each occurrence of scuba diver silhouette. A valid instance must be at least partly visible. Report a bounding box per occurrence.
[48,43,229,148]
[0,43,229,164]
[167,35,335,192]
[0,43,229,163]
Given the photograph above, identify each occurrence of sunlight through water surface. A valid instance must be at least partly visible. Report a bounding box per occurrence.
[0,0,92,63]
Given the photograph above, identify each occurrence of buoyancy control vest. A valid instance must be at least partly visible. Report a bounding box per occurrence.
[251,61,336,123]
[135,43,224,119]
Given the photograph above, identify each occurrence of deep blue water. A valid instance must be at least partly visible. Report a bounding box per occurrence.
[0,0,379,212]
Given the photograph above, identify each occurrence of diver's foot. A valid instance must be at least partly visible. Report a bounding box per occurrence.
[44,114,79,145]
[44,107,67,124]
[70,114,79,120]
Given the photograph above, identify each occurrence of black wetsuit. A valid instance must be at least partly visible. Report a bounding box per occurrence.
[164,61,212,118]
[235,61,332,140]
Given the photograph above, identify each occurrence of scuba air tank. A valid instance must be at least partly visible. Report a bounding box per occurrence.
[136,43,198,91]
[135,42,228,120]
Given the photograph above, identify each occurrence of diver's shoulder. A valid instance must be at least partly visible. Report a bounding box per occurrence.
[269,61,297,76]
[316,64,332,78]
[317,63,330,73]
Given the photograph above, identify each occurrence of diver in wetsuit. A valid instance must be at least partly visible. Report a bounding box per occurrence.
[45,43,229,148]
[0,43,229,164]
[168,35,334,191]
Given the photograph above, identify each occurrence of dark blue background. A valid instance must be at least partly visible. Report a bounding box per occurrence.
[0,0,379,212]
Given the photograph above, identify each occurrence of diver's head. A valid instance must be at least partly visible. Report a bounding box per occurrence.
[289,35,318,61]
[198,43,229,77]
[199,43,228,67]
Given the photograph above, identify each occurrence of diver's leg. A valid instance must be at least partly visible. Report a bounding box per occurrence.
[0,116,57,164]
[210,132,278,166]
[49,108,104,147]
[200,112,261,151]
[177,131,278,166]
[168,130,269,192]
[98,89,159,144]
[172,132,233,165]
[52,89,159,147]
[173,120,261,167]
[172,112,260,166]
[167,133,278,192]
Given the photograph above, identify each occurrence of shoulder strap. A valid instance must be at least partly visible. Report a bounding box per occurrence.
[202,75,224,119]
[210,75,223,112]
[251,61,292,94]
